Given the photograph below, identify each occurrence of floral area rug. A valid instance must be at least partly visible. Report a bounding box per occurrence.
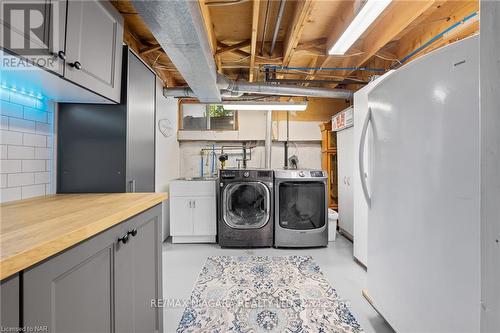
[177,255,363,332]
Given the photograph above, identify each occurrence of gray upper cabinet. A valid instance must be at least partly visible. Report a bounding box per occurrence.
[23,205,163,333]
[0,0,123,103]
[65,0,123,102]
[126,52,156,192]
[0,0,67,75]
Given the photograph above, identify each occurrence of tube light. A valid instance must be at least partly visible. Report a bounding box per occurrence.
[222,102,308,111]
[329,0,392,55]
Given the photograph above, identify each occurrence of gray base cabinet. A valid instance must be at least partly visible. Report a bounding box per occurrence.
[23,205,163,333]
[1,275,19,330]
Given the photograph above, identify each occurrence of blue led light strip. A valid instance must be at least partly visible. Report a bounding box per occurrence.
[1,83,44,100]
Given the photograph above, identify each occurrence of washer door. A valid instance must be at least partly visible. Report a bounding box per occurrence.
[223,182,270,229]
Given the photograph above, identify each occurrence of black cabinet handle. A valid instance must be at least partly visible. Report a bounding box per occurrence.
[118,234,129,244]
[57,50,66,60]
[68,61,82,70]
[128,229,138,237]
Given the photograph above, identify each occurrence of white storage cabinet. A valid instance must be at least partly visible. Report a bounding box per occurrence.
[169,180,217,243]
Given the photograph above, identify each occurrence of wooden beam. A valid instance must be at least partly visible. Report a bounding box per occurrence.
[139,44,162,55]
[392,1,479,62]
[218,41,251,58]
[249,0,261,82]
[307,0,438,86]
[217,42,280,61]
[296,38,326,51]
[216,39,251,55]
[282,0,315,66]
[198,0,218,54]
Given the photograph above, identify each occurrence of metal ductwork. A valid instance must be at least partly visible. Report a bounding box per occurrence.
[164,74,353,100]
[132,0,221,102]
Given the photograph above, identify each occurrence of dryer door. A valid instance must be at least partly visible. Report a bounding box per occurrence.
[223,182,270,229]
[278,181,326,230]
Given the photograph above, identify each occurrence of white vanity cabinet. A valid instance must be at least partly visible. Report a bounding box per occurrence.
[169,180,217,243]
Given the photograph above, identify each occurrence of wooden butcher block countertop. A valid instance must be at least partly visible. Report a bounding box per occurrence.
[0,193,167,280]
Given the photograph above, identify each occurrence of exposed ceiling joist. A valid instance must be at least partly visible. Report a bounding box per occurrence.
[249,0,260,82]
[282,0,315,67]
[198,0,218,54]
[139,44,162,55]
[307,0,438,86]
[216,39,251,55]
[217,41,283,64]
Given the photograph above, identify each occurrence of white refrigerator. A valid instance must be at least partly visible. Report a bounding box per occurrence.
[363,35,480,332]
[353,70,394,267]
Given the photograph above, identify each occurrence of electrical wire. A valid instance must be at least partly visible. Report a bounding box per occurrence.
[204,0,251,7]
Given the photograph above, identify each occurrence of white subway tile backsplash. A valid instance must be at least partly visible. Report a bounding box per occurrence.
[0,100,23,118]
[0,160,22,173]
[34,172,50,184]
[0,145,7,159]
[21,184,45,199]
[23,133,46,147]
[35,122,51,135]
[9,93,37,109]
[8,146,35,159]
[0,187,22,202]
[1,94,53,203]
[0,129,23,145]
[22,160,45,172]
[9,117,36,133]
[0,116,8,130]
[24,107,48,122]
[0,89,9,102]
[8,173,34,187]
[35,147,50,159]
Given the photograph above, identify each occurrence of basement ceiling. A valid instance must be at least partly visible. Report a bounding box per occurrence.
[111,0,479,90]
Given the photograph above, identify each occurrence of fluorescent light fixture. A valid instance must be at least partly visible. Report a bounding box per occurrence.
[222,101,308,111]
[329,0,392,55]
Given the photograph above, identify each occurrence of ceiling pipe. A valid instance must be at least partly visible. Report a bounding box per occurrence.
[269,0,286,56]
[260,0,272,56]
[163,75,353,99]
[216,74,353,99]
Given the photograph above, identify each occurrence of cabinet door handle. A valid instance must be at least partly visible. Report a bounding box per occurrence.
[129,180,136,192]
[188,201,192,208]
[193,200,196,208]
[57,50,66,60]
[127,229,138,237]
[68,61,82,70]
[118,234,129,244]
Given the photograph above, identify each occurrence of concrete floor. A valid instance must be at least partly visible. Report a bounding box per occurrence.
[162,234,394,333]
